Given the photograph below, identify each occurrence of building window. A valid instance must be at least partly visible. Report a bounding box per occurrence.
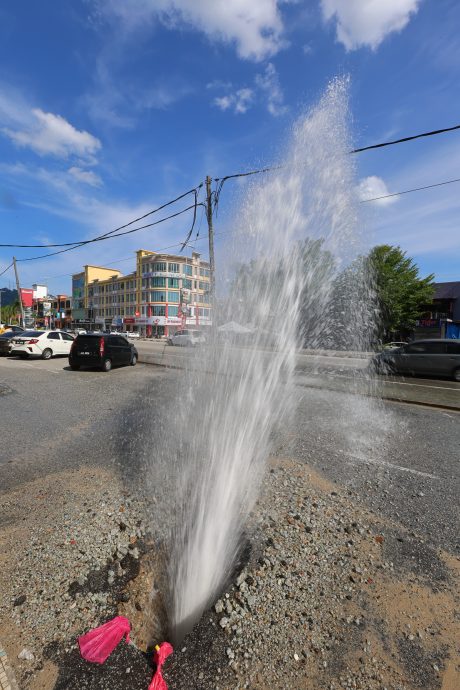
[168,291,180,303]
[182,279,192,290]
[152,276,166,287]
[199,281,208,290]
[153,262,167,272]
[152,290,167,302]
[168,262,180,273]
[152,305,166,316]
[184,264,193,276]
[168,305,179,316]
[168,278,180,288]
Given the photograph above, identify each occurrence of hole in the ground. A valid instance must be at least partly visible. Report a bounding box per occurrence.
[118,533,254,651]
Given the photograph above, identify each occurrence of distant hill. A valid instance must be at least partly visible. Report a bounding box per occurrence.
[0,287,18,306]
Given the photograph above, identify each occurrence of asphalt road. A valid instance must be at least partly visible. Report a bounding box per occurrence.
[136,340,460,409]
[0,354,458,558]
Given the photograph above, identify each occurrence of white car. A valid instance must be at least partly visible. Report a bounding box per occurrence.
[10,330,75,359]
[168,329,206,347]
[126,331,140,339]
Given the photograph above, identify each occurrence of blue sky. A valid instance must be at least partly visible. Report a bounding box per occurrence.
[0,0,459,294]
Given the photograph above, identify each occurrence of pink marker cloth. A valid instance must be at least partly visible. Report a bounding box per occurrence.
[78,616,131,664]
[148,642,173,690]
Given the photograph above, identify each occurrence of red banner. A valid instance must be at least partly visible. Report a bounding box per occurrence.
[19,288,34,307]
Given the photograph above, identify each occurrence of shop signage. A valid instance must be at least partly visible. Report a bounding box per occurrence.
[416,319,438,328]
[124,317,135,324]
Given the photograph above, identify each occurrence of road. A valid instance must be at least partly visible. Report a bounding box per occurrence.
[135,339,460,410]
[0,353,458,557]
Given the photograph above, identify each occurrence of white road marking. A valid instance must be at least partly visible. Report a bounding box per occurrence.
[345,453,439,480]
[327,372,460,392]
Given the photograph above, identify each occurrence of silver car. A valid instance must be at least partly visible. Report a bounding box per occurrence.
[373,339,460,381]
[168,329,206,347]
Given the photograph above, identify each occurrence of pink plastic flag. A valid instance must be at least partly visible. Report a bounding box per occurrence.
[78,616,131,664]
[148,642,173,690]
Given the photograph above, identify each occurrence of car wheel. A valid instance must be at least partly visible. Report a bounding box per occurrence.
[453,367,460,382]
[130,354,137,366]
[19,352,29,359]
[42,348,52,360]
[167,338,173,345]
[70,364,80,371]
[101,358,112,372]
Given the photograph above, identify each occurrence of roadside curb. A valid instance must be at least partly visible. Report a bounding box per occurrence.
[138,354,460,413]
[0,643,19,690]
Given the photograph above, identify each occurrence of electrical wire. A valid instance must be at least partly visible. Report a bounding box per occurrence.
[0,262,13,278]
[36,228,233,283]
[17,203,205,262]
[351,124,460,154]
[0,184,202,248]
[213,123,460,185]
[360,176,460,203]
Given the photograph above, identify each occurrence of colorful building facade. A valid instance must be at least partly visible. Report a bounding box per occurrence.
[71,250,211,336]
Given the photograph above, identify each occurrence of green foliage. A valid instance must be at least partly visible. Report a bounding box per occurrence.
[367,245,434,339]
[0,300,20,325]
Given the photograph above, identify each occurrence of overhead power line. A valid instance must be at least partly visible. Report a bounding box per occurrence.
[17,203,204,262]
[360,176,460,203]
[3,121,460,267]
[351,123,460,154]
[0,185,202,248]
[213,123,460,187]
[0,262,13,278]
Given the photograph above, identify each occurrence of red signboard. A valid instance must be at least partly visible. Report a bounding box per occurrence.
[19,288,34,308]
[124,317,135,324]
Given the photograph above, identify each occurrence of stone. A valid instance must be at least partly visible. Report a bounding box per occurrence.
[18,648,35,661]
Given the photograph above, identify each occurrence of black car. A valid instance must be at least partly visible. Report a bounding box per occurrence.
[69,334,138,372]
[0,330,18,356]
[373,339,460,381]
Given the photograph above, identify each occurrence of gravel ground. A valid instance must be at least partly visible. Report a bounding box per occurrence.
[1,455,458,690]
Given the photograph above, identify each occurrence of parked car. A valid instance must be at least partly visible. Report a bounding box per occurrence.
[372,339,460,381]
[0,324,25,335]
[69,334,138,372]
[0,330,19,356]
[382,341,408,350]
[126,331,140,339]
[168,329,206,347]
[10,330,75,359]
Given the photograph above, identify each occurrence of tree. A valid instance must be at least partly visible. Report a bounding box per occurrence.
[0,299,20,325]
[367,245,434,340]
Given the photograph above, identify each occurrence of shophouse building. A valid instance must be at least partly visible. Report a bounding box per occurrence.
[33,293,71,329]
[71,250,211,336]
[414,281,460,340]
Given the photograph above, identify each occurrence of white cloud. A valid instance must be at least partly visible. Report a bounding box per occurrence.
[95,0,288,61]
[68,166,103,188]
[357,175,397,205]
[321,0,421,50]
[212,63,286,116]
[214,88,254,114]
[2,108,101,161]
[255,62,286,116]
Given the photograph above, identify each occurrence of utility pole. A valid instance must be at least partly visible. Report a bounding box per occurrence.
[205,175,216,325]
[13,257,25,328]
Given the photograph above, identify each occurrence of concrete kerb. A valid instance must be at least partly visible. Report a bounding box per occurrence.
[137,352,460,413]
[0,644,19,690]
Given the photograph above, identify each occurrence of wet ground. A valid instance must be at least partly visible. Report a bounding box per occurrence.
[0,355,459,688]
